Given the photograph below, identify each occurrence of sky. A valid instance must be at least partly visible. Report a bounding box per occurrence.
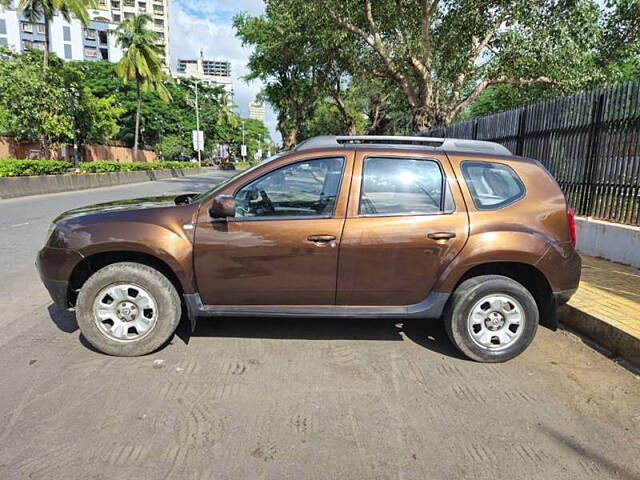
[168,0,281,143]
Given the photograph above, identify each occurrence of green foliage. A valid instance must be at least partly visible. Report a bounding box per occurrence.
[78,161,191,173]
[237,0,640,135]
[0,158,70,177]
[0,48,123,154]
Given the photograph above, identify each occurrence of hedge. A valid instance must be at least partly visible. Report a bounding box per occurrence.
[0,158,71,177]
[79,161,191,173]
[0,158,196,177]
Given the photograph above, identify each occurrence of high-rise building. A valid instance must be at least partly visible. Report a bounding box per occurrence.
[107,0,170,66]
[174,53,233,100]
[248,100,266,123]
[0,0,170,65]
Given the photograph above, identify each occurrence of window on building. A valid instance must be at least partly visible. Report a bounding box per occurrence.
[113,14,121,22]
[461,161,526,210]
[85,28,97,40]
[0,19,6,35]
[84,47,97,58]
[99,30,108,44]
[139,2,147,9]
[111,1,120,8]
[36,23,46,34]
[154,18,163,27]
[64,44,72,59]
[98,0,107,6]
[32,40,45,50]
[360,157,446,216]
[124,0,135,6]
[22,40,33,48]
[21,22,33,33]
[153,5,163,14]
[63,26,71,41]
[100,47,109,60]
[124,12,134,20]
[0,38,8,47]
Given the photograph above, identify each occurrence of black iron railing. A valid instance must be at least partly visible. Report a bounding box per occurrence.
[427,82,640,225]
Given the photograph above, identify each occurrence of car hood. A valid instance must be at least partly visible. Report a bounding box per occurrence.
[53,194,197,223]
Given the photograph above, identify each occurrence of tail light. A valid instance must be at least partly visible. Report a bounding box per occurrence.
[567,207,577,248]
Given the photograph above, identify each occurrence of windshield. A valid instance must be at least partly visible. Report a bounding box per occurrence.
[193,152,288,202]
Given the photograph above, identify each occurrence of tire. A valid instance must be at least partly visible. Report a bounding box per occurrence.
[444,275,539,363]
[76,262,181,357]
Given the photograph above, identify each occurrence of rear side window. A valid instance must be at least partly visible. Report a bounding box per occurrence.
[461,161,525,210]
[360,157,445,216]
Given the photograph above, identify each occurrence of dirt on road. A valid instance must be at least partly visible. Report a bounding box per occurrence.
[0,311,638,480]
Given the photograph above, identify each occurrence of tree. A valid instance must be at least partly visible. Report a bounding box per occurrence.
[1,0,95,71]
[114,13,170,160]
[235,10,319,149]
[0,48,121,157]
[252,0,640,132]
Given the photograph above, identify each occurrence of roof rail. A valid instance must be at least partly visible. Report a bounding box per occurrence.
[293,135,512,155]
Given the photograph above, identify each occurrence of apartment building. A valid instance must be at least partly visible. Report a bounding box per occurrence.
[106,0,170,66]
[0,0,169,65]
[248,100,266,123]
[174,56,234,100]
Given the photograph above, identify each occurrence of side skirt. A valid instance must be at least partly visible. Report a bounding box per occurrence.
[183,292,450,331]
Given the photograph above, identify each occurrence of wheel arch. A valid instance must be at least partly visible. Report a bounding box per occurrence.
[68,250,188,307]
[449,261,556,330]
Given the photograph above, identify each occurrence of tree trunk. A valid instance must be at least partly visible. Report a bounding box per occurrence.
[411,104,439,133]
[133,80,141,161]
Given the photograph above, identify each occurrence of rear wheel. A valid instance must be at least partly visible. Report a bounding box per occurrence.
[444,275,539,362]
[76,262,181,357]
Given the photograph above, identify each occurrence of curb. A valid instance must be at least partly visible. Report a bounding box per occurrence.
[0,167,209,200]
[558,304,640,366]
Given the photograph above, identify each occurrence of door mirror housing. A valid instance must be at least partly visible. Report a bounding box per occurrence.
[209,194,236,219]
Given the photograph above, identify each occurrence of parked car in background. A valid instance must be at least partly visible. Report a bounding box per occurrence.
[37,135,580,361]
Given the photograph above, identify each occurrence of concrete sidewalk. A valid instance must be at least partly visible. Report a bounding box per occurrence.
[559,254,640,366]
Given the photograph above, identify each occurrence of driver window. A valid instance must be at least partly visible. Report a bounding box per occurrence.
[234,157,345,218]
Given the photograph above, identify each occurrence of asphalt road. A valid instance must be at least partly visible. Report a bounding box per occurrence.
[0,170,639,479]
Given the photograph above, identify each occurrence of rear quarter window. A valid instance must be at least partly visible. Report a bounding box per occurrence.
[461,161,525,210]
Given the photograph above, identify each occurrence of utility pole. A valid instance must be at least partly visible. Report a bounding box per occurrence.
[194,80,202,167]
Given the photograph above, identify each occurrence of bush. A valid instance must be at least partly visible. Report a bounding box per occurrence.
[0,158,194,177]
[79,161,192,173]
[0,158,71,177]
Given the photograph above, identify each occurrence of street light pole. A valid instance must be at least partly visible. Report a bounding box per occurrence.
[194,80,202,167]
[241,120,246,162]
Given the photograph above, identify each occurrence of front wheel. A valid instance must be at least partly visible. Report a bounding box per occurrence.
[76,262,182,356]
[444,275,539,363]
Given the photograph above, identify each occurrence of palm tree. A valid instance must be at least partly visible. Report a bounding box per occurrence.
[114,13,170,160]
[1,0,96,71]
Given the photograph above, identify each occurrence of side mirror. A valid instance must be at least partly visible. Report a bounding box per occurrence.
[209,194,236,219]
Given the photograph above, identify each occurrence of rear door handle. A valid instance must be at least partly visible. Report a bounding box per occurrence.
[307,235,336,243]
[427,232,456,241]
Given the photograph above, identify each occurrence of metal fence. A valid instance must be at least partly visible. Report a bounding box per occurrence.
[427,82,640,225]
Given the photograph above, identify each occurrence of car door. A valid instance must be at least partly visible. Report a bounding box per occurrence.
[194,153,353,305]
[336,150,469,306]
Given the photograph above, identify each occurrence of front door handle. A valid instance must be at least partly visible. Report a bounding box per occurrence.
[427,231,456,241]
[307,234,336,243]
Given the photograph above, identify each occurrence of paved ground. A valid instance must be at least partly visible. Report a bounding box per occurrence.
[0,171,639,479]
[570,255,640,340]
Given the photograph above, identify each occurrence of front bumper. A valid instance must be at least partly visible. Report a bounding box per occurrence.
[36,247,84,309]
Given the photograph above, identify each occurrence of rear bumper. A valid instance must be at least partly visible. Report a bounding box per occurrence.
[554,288,578,306]
[36,247,84,309]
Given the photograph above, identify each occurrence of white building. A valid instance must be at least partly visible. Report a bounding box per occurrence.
[248,100,266,123]
[0,0,170,65]
[174,55,234,100]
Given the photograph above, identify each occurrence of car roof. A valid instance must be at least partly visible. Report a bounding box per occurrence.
[292,135,513,156]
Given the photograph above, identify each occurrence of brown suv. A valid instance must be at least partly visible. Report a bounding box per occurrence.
[36,135,581,361]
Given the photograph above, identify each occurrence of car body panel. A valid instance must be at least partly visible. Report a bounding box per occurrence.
[336,148,470,305]
[193,149,354,305]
